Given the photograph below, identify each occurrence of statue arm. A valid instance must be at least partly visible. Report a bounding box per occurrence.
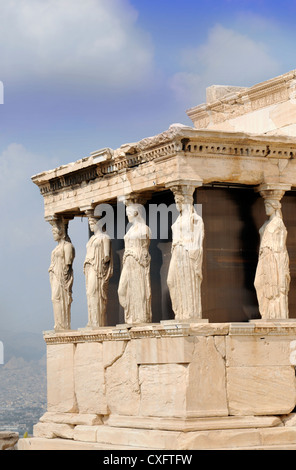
[272,223,290,290]
[187,215,204,251]
[103,236,111,262]
[64,243,75,266]
[102,237,113,279]
[63,243,75,282]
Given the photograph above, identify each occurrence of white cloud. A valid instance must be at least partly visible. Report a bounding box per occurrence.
[170,24,280,107]
[0,144,44,191]
[0,0,154,91]
[0,143,56,248]
[0,143,56,201]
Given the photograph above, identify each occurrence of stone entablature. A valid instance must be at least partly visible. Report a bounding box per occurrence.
[32,126,296,219]
[187,69,296,134]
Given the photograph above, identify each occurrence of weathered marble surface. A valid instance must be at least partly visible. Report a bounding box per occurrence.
[118,202,152,324]
[0,432,19,450]
[167,183,204,321]
[254,186,290,319]
[18,321,296,450]
[187,69,296,137]
[26,69,296,450]
[84,215,113,328]
[48,218,75,331]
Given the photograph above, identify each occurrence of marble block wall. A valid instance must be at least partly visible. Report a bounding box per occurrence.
[43,323,296,421]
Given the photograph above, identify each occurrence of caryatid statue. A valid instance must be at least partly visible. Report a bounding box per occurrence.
[48,217,75,330]
[254,187,290,320]
[118,199,152,324]
[167,184,204,321]
[84,212,113,328]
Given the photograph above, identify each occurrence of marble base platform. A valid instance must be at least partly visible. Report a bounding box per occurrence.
[18,414,296,450]
[19,321,296,450]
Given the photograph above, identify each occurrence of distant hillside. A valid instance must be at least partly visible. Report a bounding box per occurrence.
[0,355,47,435]
[3,355,46,370]
[0,330,46,363]
[0,354,46,405]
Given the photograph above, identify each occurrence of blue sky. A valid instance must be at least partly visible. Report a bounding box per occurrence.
[0,0,296,336]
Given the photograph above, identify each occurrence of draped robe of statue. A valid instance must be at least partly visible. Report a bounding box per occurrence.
[84,229,113,327]
[118,207,152,324]
[254,213,290,319]
[167,205,204,320]
[49,234,75,330]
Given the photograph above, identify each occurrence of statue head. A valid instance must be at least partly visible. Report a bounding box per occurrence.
[88,216,103,234]
[126,203,146,224]
[264,199,282,218]
[50,217,70,242]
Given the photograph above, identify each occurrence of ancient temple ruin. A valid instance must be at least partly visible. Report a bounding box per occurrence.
[19,70,296,450]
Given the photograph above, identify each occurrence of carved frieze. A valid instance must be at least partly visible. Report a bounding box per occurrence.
[43,320,296,345]
[34,129,296,218]
[40,165,99,195]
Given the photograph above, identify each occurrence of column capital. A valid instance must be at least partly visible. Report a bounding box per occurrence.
[118,192,152,207]
[45,214,74,227]
[79,203,95,214]
[165,179,203,191]
[166,179,203,204]
[83,208,95,219]
[255,183,291,201]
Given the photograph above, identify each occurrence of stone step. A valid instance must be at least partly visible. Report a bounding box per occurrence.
[18,437,150,451]
[95,425,296,450]
[22,422,296,450]
[106,414,282,432]
[17,436,296,451]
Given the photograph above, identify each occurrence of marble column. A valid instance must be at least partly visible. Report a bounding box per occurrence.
[47,215,75,331]
[166,180,205,322]
[83,208,113,328]
[118,194,152,325]
[254,183,291,320]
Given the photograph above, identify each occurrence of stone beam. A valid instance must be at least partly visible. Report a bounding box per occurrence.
[31,126,296,219]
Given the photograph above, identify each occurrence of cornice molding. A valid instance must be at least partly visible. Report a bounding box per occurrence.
[187,69,296,127]
[43,320,296,345]
[32,127,296,199]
